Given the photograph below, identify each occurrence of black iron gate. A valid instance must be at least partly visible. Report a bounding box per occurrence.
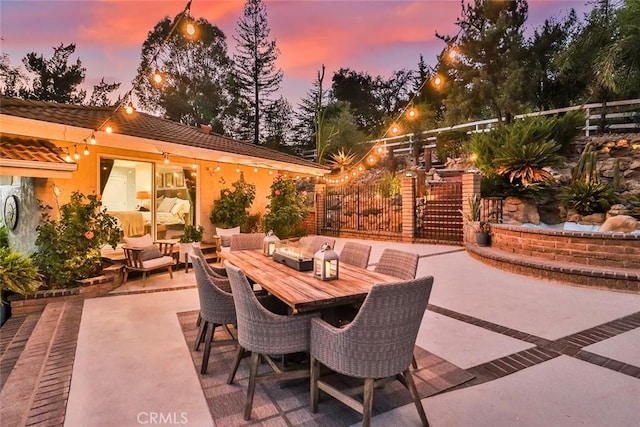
[414,181,463,243]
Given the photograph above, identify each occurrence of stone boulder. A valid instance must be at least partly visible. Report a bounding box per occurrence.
[502,197,540,224]
[599,215,639,233]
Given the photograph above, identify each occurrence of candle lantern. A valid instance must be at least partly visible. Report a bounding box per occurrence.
[262,230,280,256]
[313,242,339,280]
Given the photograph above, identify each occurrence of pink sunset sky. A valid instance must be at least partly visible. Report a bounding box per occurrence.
[0,0,591,106]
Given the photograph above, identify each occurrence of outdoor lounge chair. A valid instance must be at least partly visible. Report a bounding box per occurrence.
[310,276,434,427]
[224,260,319,421]
[121,234,176,284]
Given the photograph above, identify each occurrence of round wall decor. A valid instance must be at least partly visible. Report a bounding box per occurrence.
[3,195,19,230]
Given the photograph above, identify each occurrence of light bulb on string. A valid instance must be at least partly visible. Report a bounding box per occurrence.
[253,167,258,173]
[83,143,90,156]
[215,164,221,172]
[192,160,197,170]
[105,124,113,133]
[125,101,134,115]
[432,74,444,88]
[368,156,375,164]
[236,167,240,173]
[448,48,458,61]
[74,147,81,160]
[407,108,417,119]
[153,69,163,85]
[185,21,196,37]
[163,153,170,164]
[89,132,96,145]
[377,146,384,154]
[65,151,72,162]
[268,170,273,175]
[391,124,400,134]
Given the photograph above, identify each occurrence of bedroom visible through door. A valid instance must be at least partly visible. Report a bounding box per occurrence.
[100,158,197,240]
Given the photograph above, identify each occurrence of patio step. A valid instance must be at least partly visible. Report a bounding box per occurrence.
[0,300,83,426]
[467,244,640,292]
[0,312,41,390]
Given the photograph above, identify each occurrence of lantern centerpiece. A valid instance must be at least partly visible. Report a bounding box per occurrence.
[263,230,280,256]
[313,242,339,281]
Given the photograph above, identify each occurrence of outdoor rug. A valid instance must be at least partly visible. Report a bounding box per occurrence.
[178,310,474,426]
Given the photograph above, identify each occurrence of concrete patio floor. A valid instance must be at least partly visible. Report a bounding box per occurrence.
[61,238,640,426]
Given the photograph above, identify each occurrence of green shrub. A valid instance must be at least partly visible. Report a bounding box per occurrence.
[562,180,616,215]
[264,175,309,239]
[0,225,9,249]
[177,225,204,243]
[34,192,120,289]
[243,213,263,233]
[0,247,41,302]
[435,130,469,163]
[209,177,256,230]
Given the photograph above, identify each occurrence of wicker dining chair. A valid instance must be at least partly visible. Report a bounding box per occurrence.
[310,276,435,427]
[339,242,372,269]
[224,260,319,421]
[373,248,419,280]
[191,255,237,375]
[230,233,265,251]
[191,245,227,279]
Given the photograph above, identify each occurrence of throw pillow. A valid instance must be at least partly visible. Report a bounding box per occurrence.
[216,226,240,247]
[157,197,177,213]
[140,245,163,260]
[124,234,154,248]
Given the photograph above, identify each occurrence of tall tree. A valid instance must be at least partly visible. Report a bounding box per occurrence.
[134,14,233,132]
[438,0,529,124]
[20,43,86,104]
[263,96,294,150]
[0,53,25,98]
[331,68,382,132]
[233,0,283,145]
[525,11,582,110]
[87,78,121,107]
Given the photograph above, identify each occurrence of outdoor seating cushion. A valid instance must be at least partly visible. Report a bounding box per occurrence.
[216,226,241,247]
[141,245,163,260]
[141,255,175,269]
[124,234,154,248]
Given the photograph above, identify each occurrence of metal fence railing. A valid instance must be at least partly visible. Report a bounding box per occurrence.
[322,184,402,236]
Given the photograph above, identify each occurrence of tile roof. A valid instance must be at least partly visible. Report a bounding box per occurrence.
[0,97,328,171]
[0,135,69,164]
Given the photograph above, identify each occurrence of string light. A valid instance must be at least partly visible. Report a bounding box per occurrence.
[60,0,194,166]
[192,160,197,169]
[163,152,170,164]
[253,167,258,173]
[65,151,72,162]
[236,167,241,173]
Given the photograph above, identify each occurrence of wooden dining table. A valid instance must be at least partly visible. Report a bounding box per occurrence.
[220,250,400,314]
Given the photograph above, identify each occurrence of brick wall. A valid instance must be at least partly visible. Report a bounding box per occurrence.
[491,224,640,269]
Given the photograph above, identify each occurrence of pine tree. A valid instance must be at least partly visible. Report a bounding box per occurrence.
[233,0,283,145]
[20,43,86,104]
[438,0,529,124]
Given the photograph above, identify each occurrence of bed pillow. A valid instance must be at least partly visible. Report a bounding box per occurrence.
[156,196,165,209]
[216,226,241,247]
[139,199,152,211]
[170,199,191,217]
[124,234,154,248]
[157,197,177,213]
[140,245,163,260]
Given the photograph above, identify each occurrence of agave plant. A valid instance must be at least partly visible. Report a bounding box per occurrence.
[328,149,356,173]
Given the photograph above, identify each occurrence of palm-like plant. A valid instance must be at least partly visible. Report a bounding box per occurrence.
[328,148,356,173]
[494,140,561,187]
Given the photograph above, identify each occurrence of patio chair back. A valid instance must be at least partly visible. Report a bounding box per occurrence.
[230,233,265,251]
[191,245,227,278]
[373,248,419,280]
[191,255,236,325]
[339,242,372,269]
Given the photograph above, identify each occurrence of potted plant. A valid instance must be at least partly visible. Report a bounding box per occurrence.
[460,195,491,246]
[475,221,491,247]
[178,225,205,272]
